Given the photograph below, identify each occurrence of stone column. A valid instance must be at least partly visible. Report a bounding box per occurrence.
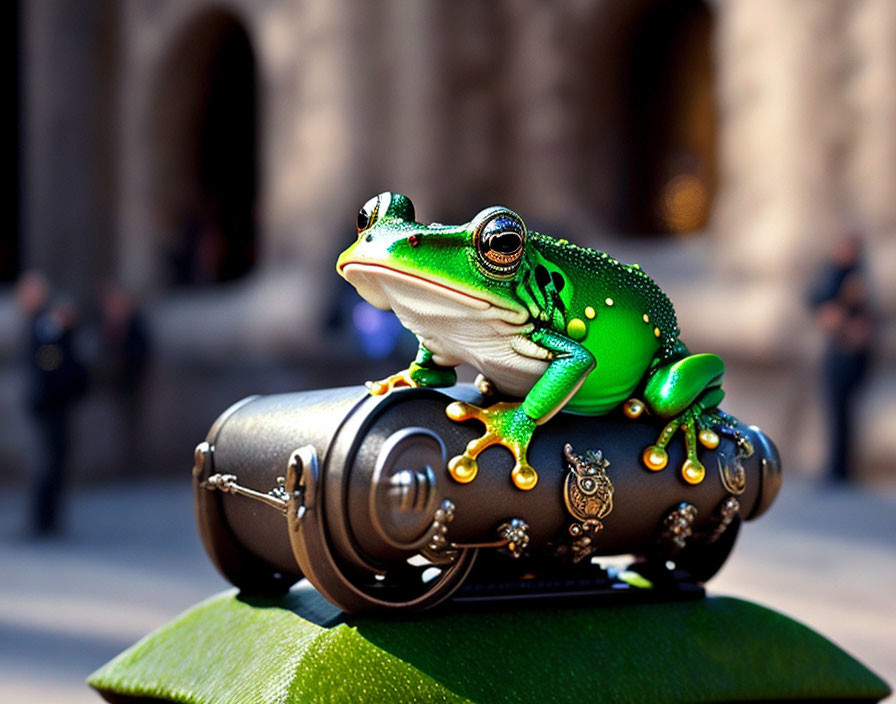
[21,0,119,301]
[845,0,896,323]
[712,0,850,282]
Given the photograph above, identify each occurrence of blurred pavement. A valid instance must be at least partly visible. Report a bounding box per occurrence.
[0,475,894,703]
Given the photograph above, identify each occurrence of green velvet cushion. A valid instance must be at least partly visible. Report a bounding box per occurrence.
[88,587,890,703]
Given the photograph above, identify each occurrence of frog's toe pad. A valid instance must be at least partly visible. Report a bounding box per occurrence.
[446,401,476,422]
[447,454,478,484]
[511,463,538,491]
[642,445,668,471]
[681,458,706,485]
[698,429,720,449]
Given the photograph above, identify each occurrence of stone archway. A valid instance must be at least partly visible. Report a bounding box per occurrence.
[151,9,258,286]
[582,0,717,236]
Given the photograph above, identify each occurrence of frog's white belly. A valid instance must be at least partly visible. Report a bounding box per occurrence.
[393,297,549,397]
[344,263,549,397]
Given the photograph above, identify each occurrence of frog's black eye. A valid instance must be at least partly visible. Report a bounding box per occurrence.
[475,211,526,277]
[357,196,380,233]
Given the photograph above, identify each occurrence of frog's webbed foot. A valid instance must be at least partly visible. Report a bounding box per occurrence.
[641,404,723,485]
[366,369,417,395]
[444,400,538,491]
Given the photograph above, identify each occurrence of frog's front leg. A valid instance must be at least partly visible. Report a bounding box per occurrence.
[636,353,726,484]
[367,341,456,395]
[445,329,595,491]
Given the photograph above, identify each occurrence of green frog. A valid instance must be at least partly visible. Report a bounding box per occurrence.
[337,192,739,491]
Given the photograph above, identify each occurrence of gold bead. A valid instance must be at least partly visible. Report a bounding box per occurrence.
[584,306,596,319]
[567,318,587,340]
[653,327,661,338]
[698,429,720,449]
[605,297,614,307]
[682,459,705,485]
[642,445,668,471]
[642,313,650,323]
[623,398,645,419]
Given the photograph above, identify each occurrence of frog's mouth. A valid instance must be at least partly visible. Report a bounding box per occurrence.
[339,262,529,324]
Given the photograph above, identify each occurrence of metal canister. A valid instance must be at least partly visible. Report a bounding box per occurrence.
[194,385,781,612]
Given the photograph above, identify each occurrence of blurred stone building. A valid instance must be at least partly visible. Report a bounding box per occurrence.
[3,0,895,481]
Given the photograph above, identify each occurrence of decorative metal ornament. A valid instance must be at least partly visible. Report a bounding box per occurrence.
[422,500,457,562]
[622,398,645,419]
[661,502,698,550]
[562,443,614,562]
[706,496,741,544]
[497,519,530,558]
[718,452,747,496]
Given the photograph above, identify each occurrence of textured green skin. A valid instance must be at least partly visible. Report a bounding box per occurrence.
[89,590,891,703]
[337,193,727,468]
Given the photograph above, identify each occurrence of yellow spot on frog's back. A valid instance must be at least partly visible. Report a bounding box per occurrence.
[567,318,587,340]
[653,327,661,338]
[605,297,614,307]
[642,313,650,323]
[557,238,569,246]
[584,306,596,319]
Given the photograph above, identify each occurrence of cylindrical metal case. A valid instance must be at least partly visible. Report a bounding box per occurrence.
[194,385,781,612]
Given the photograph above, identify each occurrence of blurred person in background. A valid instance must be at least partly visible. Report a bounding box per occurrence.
[99,281,151,475]
[809,232,876,484]
[15,272,89,535]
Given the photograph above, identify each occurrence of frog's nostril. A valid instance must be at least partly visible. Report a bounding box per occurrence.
[365,234,373,242]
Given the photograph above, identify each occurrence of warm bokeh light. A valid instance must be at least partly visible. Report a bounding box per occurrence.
[660,173,709,233]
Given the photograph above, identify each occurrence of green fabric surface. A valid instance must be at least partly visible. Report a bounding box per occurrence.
[88,591,468,704]
[89,589,891,704]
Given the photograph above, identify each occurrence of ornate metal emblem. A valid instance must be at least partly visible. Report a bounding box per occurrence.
[562,443,614,562]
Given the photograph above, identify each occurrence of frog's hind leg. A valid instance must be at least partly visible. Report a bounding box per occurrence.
[640,353,726,484]
[642,387,725,484]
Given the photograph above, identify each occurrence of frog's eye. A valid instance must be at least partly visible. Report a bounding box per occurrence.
[475,212,526,277]
[357,196,380,233]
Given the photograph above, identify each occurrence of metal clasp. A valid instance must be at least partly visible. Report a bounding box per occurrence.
[202,472,290,515]
[201,444,318,524]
